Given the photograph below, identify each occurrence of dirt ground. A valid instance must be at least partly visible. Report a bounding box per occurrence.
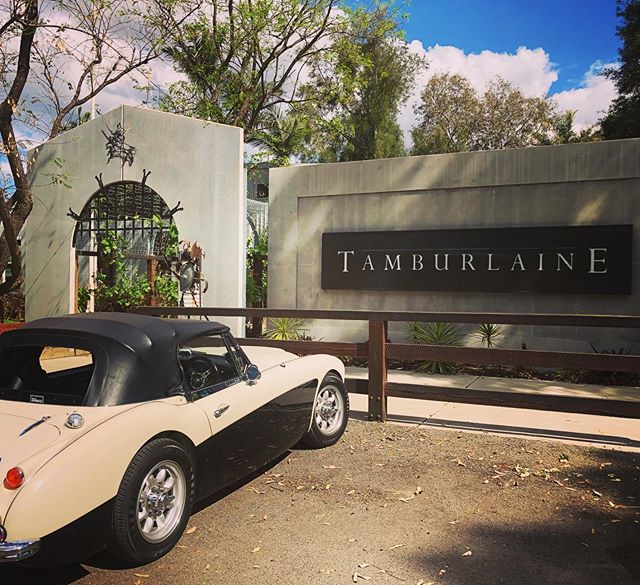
[4,419,640,585]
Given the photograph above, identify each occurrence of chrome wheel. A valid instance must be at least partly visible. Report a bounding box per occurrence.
[314,384,345,436]
[136,460,186,544]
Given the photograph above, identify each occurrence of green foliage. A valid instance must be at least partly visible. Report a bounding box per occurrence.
[93,270,151,313]
[248,107,310,167]
[602,0,640,139]
[554,111,602,144]
[77,286,91,313]
[154,273,179,307]
[82,224,180,312]
[152,214,180,258]
[92,231,151,312]
[264,317,308,341]
[411,74,561,154]
[59,106,92,132]
[296,0,425,162]
[473,323,504,348]
[408,321,464,374]
[246,231,268,308]
[160,0,337,142]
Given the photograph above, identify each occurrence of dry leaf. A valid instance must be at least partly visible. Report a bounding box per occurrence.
[204,564,210,570]
[134,574,149,578]
[250,547,261,553]
[462,550,472,557]
[358,563,370,568]
[347,489,356,495]
[389,543,405,550]
[399,494,415,503]
[323,465,338,469]
[185,526,197,534]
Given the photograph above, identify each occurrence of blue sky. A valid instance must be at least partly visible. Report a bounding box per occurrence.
[402,0,620,93]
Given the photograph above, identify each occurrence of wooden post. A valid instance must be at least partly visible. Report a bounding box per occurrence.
[368,320,388,422]
[148,259,157,306]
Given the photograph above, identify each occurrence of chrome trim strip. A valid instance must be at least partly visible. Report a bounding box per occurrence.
[19,416,51,437]
[0,540,41,562]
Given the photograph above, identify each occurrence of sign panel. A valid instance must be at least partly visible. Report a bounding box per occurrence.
[321,225,633,295]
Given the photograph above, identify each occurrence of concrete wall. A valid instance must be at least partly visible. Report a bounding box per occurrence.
[25,105,245,331]
[268,139,640,350]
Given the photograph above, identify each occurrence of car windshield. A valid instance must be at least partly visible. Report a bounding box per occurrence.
[0,345,94,406]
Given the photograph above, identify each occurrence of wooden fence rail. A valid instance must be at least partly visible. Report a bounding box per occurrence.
[135,306,640,422]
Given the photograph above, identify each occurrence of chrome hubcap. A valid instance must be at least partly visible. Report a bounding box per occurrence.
[137,461,186,543]
[314,385,344,436]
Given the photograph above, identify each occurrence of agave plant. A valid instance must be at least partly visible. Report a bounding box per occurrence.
[473,323,504,348]
[263,317,308,341]
[408,322,465,374]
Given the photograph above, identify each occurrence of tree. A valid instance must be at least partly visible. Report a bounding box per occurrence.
[554,110,602,144]
[296,1,424,162]
[475,77,557,150]
[248,106,310,167]
[410,73,478,154]
[0,0,195,296]
[159,0,339,142]
[601,0,640,139]
[411,74,558,155]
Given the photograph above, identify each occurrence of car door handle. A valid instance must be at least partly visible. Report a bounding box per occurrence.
[213,404,230,418]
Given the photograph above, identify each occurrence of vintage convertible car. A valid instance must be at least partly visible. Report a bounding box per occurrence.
[0,313,348,566]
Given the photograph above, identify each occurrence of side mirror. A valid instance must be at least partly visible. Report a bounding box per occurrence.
[245,364,261,384]
[178,347,193,361]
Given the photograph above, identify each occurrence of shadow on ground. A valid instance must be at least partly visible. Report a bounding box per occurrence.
[0,453,289,582]
[408,448,640,585]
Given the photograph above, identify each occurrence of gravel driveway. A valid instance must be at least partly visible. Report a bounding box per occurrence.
[3,419,639,585]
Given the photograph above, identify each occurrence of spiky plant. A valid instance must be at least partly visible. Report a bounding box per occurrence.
[408,322,464,374]
[263,317,308,341]
[473,323,504,348]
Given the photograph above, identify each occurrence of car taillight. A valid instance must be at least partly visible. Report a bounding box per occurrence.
[4,467,24,489]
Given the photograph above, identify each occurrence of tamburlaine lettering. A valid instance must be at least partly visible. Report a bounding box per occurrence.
[322,225,632,295]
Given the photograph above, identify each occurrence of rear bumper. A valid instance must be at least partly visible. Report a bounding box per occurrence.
[0,539,40,562]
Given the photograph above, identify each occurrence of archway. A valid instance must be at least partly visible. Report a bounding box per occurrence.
[70,172,181,312]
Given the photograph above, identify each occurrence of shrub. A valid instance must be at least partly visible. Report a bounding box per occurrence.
[473,323,504,348]
[264,317,308,341]
[408,321,464,374]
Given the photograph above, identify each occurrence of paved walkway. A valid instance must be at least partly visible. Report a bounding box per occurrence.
[346,367,640,451]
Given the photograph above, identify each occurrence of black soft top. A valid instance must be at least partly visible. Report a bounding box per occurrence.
[0,313,228,406]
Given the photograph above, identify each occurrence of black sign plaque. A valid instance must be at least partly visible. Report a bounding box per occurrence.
[321,225,633,295]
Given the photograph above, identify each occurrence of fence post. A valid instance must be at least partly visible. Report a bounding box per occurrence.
[368,320,388,422]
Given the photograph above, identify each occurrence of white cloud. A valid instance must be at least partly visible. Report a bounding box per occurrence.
[415,43,558,97]
[552,62,616,130]
[399,42,617,146]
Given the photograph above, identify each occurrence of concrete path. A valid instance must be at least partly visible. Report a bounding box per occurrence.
[347,367,640,452]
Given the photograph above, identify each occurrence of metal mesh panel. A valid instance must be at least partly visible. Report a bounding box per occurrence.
[72,180,174,257]
[247,198,268,234]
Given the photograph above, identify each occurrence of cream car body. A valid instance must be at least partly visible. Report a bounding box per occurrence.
[0,314,347,566]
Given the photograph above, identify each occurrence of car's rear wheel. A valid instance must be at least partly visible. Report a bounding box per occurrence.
[300,373,349,448]
[111,438,195,564]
